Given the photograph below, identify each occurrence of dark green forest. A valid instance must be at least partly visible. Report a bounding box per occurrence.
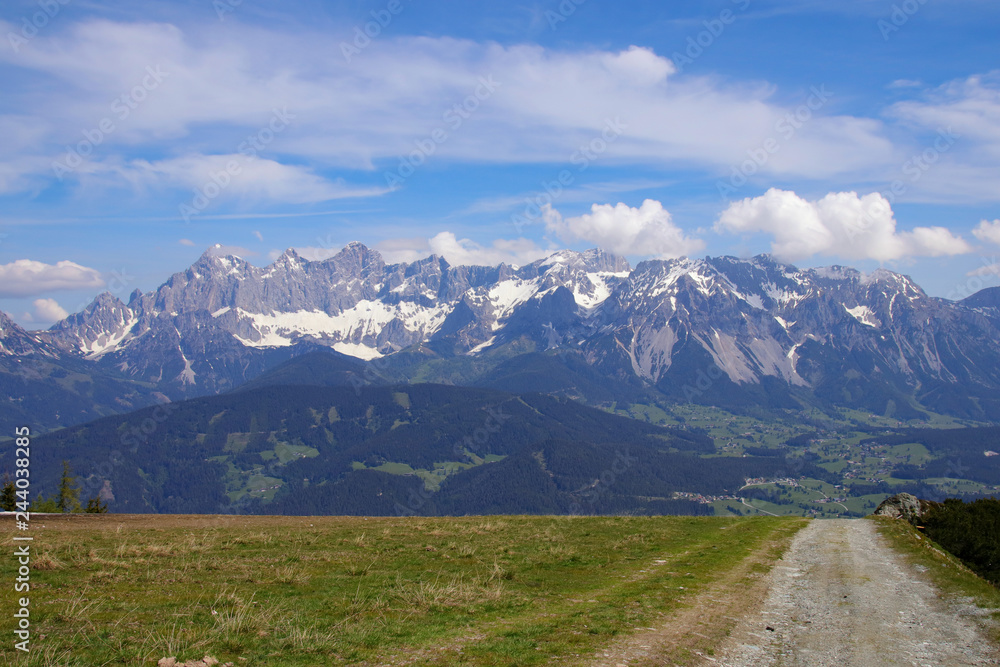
[919,497,1000,586]
[20,383,807,516]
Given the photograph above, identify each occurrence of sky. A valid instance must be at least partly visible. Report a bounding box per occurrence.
[1,0,999,327]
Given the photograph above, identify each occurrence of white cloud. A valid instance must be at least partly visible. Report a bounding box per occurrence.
[544,199,705,259]
[0,19,896,188]
[0,259,105,297]
[966,262,1000,278]
[294,235,552,267]
[373,233,552,267]
[715,188,973,262]
[32,298,69,323]
[884,73,1000,202]
[89,154,387,204]
[890,73,1000,147]
[973,219,1000,246]
[179,238,196,246]
[252,230,263,242]
[425,232,551,267]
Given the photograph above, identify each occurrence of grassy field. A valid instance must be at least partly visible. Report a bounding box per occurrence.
[1,514,806,666]
[873,517,1000,644]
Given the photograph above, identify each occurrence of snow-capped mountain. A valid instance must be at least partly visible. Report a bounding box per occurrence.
[582,255,1000,416]
[12,242,1000,420]
[35,243,630,394]
[0,310,60,357]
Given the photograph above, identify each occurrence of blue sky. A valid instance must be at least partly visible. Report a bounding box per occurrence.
[1,0,999,326]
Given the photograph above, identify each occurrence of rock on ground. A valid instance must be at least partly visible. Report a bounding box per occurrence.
[873,493,939,522]
[157,657,233,667]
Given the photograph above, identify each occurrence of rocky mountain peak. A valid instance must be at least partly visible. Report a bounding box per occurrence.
[46,291,136,358]
[0,310,19,334]
[0,311,56,356]
[15,246,1000,414]
[862,268,923,295]
[538,248,630,274]
[50,292,129,330]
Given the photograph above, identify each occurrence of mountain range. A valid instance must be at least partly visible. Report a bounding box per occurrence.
[4,242,1000,436]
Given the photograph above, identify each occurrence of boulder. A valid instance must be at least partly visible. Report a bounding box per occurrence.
[872,493,938,522]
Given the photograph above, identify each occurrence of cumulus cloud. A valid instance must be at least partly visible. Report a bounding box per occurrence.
[715,188,973,262]
[973,219,1000,245]
[374,233,552,267]
[0,259,105,297]
[31,298,69,323]
[544,199,705,259]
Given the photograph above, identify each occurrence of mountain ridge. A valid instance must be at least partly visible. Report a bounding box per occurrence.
[4,243,1000,429]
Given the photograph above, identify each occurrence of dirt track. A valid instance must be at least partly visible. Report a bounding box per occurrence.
[715,519,999,666]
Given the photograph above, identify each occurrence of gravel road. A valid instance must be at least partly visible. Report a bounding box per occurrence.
[715,519,999,666]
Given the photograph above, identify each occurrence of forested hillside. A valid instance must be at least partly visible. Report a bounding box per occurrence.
[26,382,814,515]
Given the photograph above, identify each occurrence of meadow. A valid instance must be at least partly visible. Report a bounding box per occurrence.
[1,514,806,666]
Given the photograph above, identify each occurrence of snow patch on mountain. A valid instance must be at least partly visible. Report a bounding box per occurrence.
[332,341,383,360]
[234,300,451,351]
[76,313,137,358]
[488,278,541,324]
[178,349,197,385]
[845,305,881,328]
[774,316,795,330]
[573,271,628,309]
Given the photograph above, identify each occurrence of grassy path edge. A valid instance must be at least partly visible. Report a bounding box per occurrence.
[872,516,1000,645]
[583,517,809,666]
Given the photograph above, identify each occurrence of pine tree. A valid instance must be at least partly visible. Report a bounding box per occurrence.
[0,478,16,511]
[57,461,81,513]
[30,494,60,513]
[84,497,108,513]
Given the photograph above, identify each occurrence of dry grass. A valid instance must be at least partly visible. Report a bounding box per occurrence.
[0,513,806,666]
